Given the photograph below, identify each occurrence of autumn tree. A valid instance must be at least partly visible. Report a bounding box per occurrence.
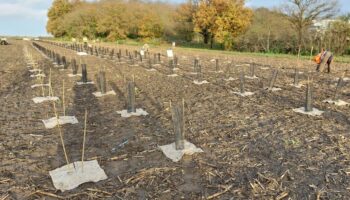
[193,0,215,45]
[136,11,164,39]
[47,0,167,41]
[95,1,129,40]
[60,3,98,39]
[47,0,77,37]
[174,0,197,41]
[148,2,177,41]
[283,0,339,51]
[125,1,164,40]
[212,0,253,49]
[193,0,252,49]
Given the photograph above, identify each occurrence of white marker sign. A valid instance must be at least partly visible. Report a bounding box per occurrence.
[167,49,174,58]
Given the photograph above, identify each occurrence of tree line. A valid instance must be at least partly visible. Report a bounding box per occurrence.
[47,0,350,55]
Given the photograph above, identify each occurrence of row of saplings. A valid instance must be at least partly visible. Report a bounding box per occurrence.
[34,41,348,117]
[31,42,201,193]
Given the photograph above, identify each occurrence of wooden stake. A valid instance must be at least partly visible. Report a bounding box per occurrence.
[240,72,245,94]
[62,80,65,116]
[50,84,70,165]
[49,68,52,97]
[297,46,301,72]
[182,98,185,146]
[305,77,313,112]
[334,72,345,100]
[197,64,202,82]
[127,81,136,113]
[215,59,219,72]
[40,75,45,97]
[250,63,255,77]
[81,109,88,168]
[172,102,185,150]
[99,70,106,94]
[294,68,299,86]
[81,64,88,83]
[268,69,278,90]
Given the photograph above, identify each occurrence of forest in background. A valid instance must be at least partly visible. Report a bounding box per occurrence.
[47,0,350,55]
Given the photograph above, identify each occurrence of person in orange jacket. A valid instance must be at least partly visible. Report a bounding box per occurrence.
[315,48,333,73]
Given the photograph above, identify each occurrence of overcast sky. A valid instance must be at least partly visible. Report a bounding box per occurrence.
[0,0,349,36]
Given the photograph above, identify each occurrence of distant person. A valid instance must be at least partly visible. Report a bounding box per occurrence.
[315,48,333,73]
[143,44,150,52]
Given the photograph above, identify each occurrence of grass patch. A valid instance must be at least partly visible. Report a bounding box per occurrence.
[175,46,350,63]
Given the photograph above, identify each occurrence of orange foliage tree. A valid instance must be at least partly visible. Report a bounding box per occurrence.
[193,0,253,49]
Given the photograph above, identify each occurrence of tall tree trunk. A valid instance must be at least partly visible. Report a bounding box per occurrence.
[210,35,214,49]
[297,27,302,53]
[267,28,271,52]
[202,30,210,44]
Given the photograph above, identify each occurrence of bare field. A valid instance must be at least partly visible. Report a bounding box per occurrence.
[1,40,350,199]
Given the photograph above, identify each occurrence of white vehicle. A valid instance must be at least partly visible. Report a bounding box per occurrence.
[0,38,8,45]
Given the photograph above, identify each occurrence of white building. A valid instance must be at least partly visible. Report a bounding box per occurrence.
[312,19,350,31]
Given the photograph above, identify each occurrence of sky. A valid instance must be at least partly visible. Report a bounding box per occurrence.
[0,0,349,37]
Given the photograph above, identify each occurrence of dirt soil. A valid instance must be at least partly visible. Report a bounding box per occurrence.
[1,40,350,200]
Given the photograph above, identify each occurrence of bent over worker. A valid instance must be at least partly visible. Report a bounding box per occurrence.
[315,48,333,73]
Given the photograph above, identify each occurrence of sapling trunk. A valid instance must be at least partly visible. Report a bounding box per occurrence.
[117,53,121,62]
[81,64,88,83]
[62,80,65,116]
[127,81,136,113]
[171,102,185,150]
[49,68,52,97]
[169,59,174,70]
[40,75,45,97]
[148,59,152,69]
[240,72,245,94]
[50,84,70,166]
[110,49,114,59]
[305,80,313,112]
[62,56,67,69]
[294,68,299,86]
[71,59,78,75]
[215,59,219,72]
[334,77,344,100]
[81,109,88,169]
[194,58,199,73]
[56,54,61,66]
[174,56,178,67]
[268,70,278,89]
[226,61,233,75]
[196,64,202,82]
[99,70,106,94]
[250,63,255,77]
